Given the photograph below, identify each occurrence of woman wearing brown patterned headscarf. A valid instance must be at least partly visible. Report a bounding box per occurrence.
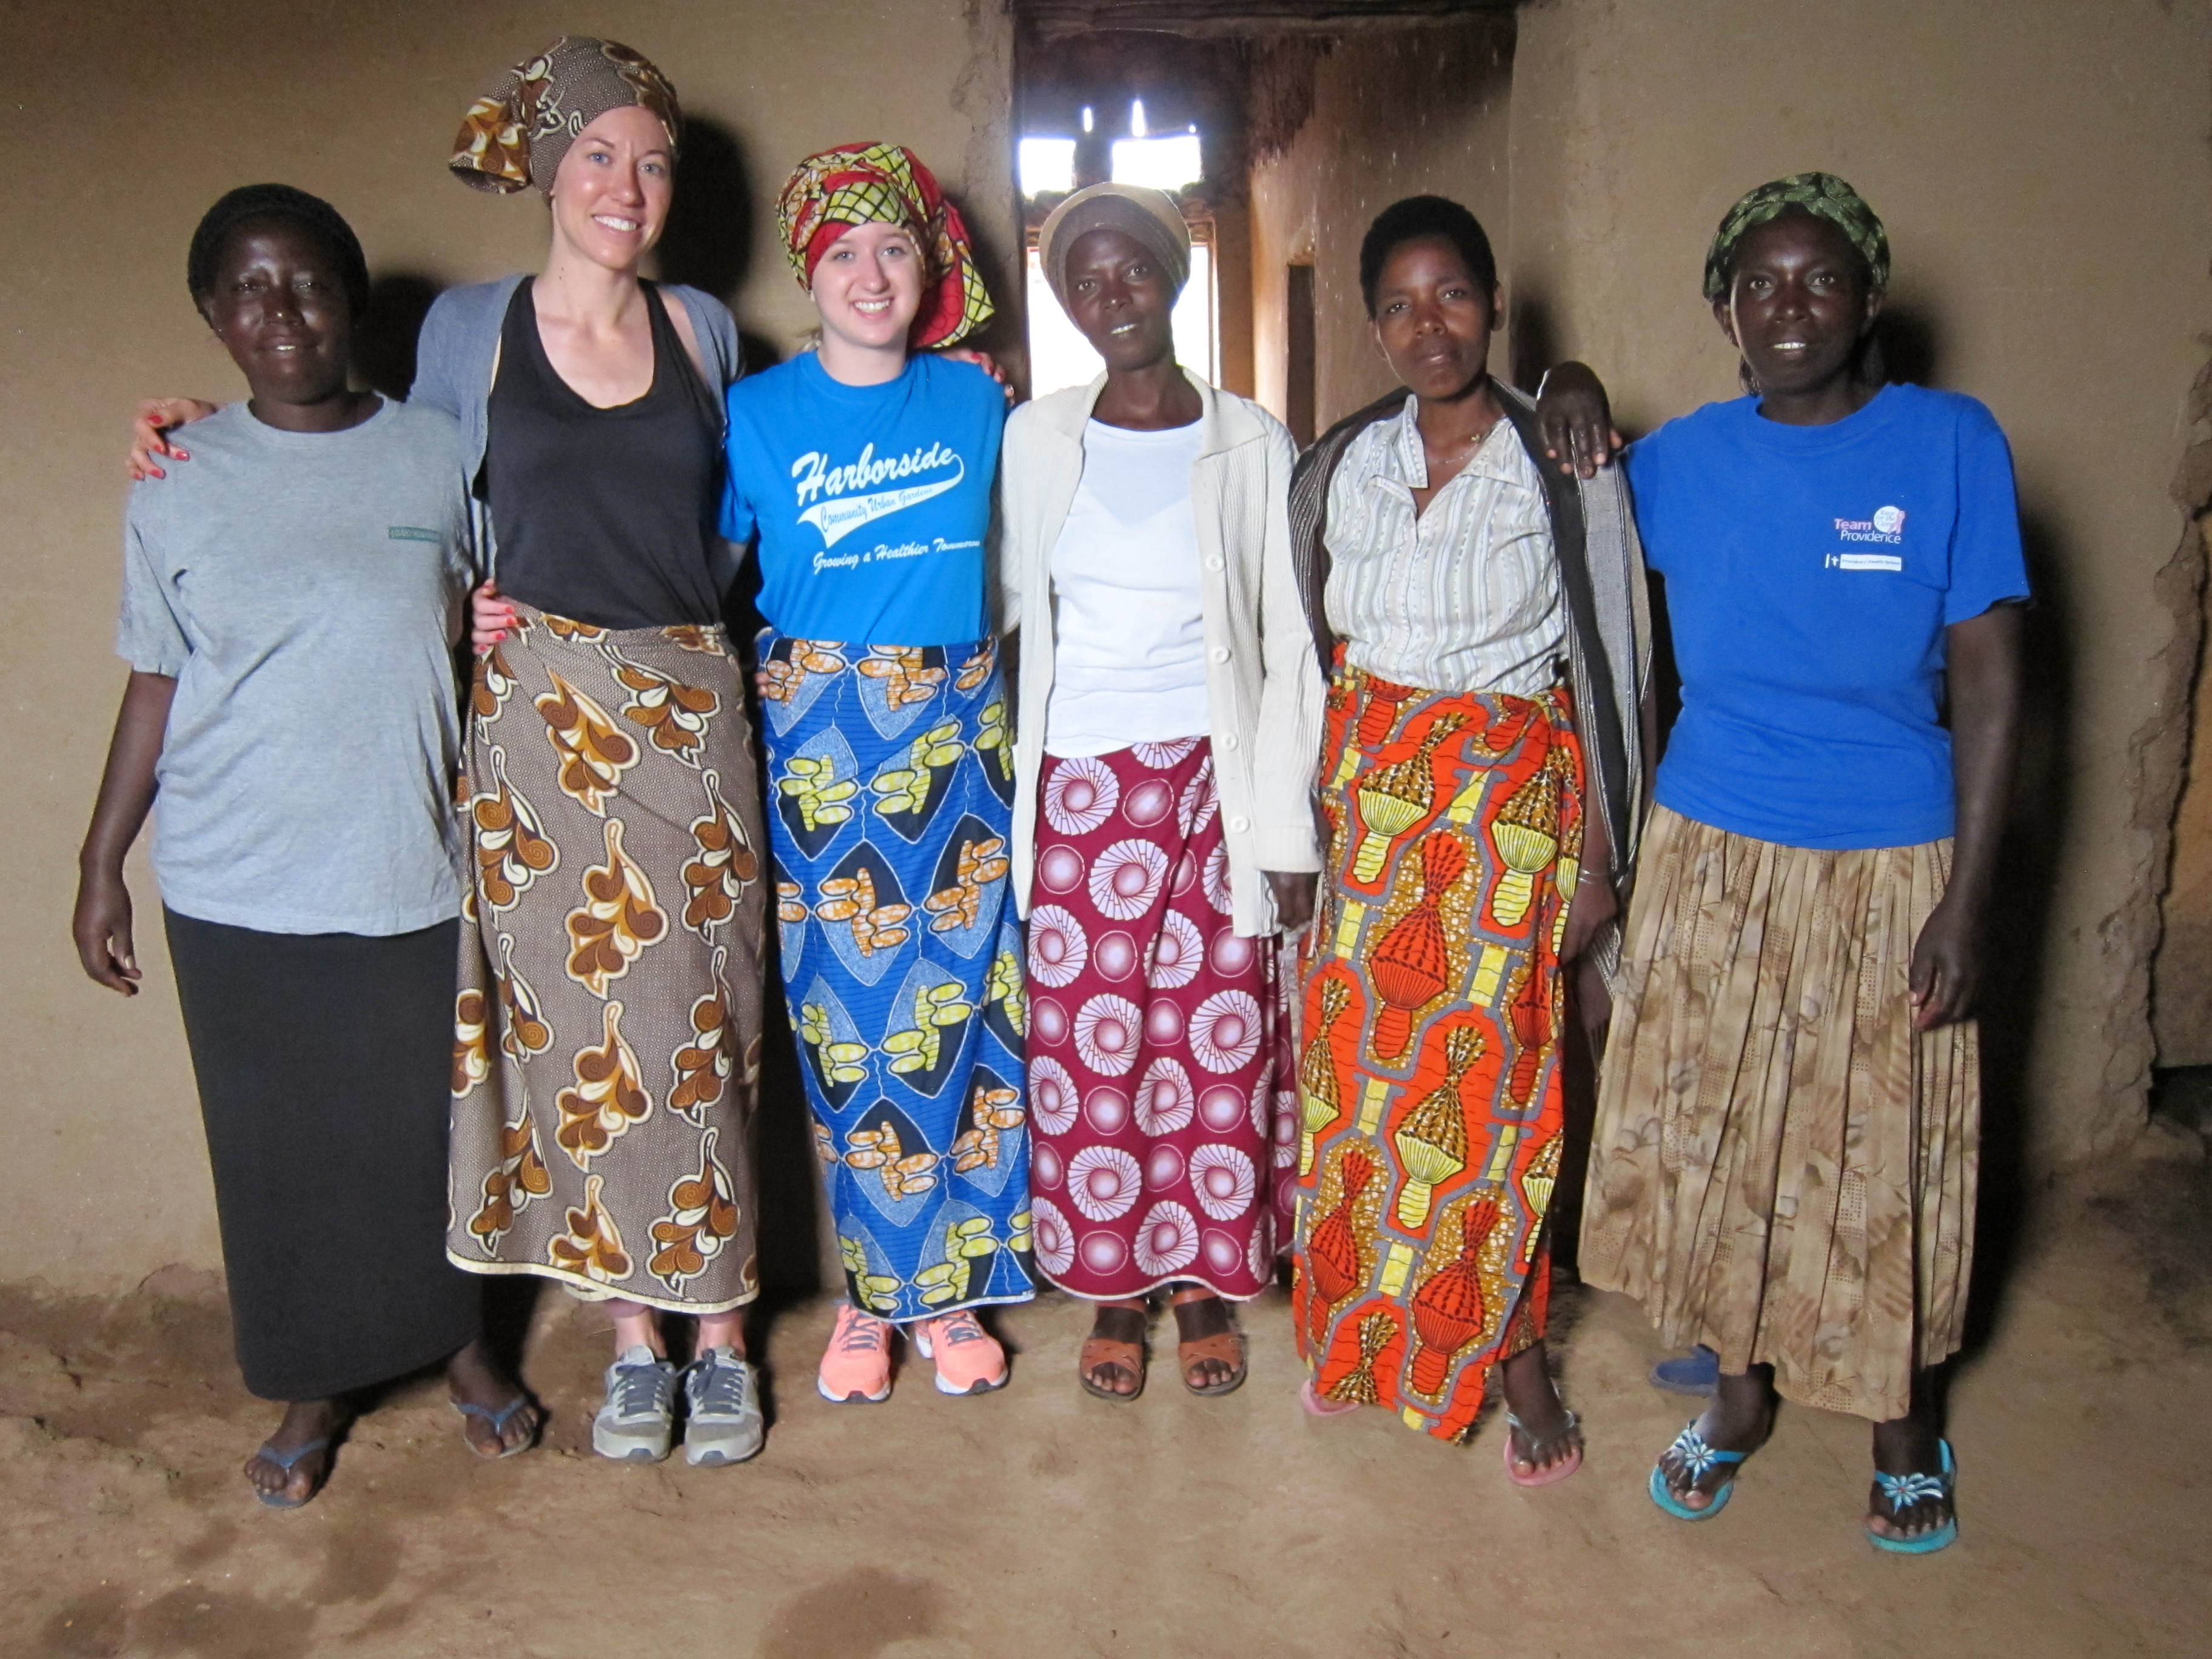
[427,36,771,1473]
[128,35,769,1471]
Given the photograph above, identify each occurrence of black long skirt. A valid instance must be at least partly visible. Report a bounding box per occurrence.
[166,910,480,1400]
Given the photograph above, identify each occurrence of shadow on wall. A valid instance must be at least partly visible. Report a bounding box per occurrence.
[1962,502,2074,1356]
[655,115,783,378]
[355,273,444,400]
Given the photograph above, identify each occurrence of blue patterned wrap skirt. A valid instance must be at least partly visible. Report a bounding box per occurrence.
[762,635,1035,1321]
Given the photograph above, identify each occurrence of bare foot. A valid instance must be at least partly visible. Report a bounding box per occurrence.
[1498,1341,1583,1477]
[1657,1367,1774,1512]
[447,1336,539,1459]
[1079,1302,1147,1398]
[245,1398,343,1506]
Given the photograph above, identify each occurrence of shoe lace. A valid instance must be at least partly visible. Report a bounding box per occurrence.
[611,1356,673,1419]
[688,1352,751,1417]
[934,1312,986,1347]
[836,1308,890,1353]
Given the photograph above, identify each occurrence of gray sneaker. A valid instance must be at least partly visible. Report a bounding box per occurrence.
[682,1346,765,1467]
[593,1345,677,1463]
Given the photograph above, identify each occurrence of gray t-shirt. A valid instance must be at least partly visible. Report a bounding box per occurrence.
[117,399,476,935]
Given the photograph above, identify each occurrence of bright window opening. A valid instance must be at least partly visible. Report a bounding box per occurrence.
[1027,237,1216,395]
[1109,132,1202,193]
[1018,136,1077,198]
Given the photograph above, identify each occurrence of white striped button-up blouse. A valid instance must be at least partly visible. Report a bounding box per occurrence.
[1322,395,1564,697]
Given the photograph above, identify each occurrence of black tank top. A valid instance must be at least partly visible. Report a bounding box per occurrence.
[484,278,723,629]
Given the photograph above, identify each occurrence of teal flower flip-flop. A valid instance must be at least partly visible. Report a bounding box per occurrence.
[1648,1421,1748,1521]
[1866,1439,1959,1555]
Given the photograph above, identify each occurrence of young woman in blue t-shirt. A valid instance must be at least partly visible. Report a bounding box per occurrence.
[720,144,1033,1406]
[1550,175,2025,1553]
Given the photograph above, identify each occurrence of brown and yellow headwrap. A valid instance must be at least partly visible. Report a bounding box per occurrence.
[777,142,994,350]
[450,36,681,195]
[1704,172,1889,301]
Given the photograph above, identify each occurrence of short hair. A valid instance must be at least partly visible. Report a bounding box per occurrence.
[1358,195,1498,320]
[187,184,370,318]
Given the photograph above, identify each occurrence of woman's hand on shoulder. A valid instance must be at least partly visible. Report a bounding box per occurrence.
[936,346,1016,406]
[73,866,141,995]
[129,398,221,481]
[471,579,518,652]
[1535,362,1622,480]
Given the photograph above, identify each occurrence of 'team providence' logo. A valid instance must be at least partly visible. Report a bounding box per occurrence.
[791,441,965,548]
[1835,505,1907,544]
[1826,504,1907,572]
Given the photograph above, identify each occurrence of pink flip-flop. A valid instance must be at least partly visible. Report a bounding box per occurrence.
[1301,1377,1361,1418]
[1503,1409,1583,1486]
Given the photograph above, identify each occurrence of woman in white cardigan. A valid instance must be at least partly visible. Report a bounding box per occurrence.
[999,184,1326,1399]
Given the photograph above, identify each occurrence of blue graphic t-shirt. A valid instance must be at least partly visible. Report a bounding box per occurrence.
[1628,383,2029,851]
[722,352,1004,646]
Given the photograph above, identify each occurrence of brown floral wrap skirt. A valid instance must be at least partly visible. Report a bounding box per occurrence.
[447,605,768,1314]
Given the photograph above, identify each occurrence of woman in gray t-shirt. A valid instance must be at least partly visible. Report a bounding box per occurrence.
[73,186,538,1509]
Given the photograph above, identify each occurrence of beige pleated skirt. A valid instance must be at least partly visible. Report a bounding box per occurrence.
[1578,806,1977,1422]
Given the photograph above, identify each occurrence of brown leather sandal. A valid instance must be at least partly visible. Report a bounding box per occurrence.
[1078,1304,1147,1402]
[1171,1292,1247,1398]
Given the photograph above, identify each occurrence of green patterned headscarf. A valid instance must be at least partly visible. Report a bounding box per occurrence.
[1703,172,1889,301]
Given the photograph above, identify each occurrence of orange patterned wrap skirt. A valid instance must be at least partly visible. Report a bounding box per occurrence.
[1294,662,1583,1441]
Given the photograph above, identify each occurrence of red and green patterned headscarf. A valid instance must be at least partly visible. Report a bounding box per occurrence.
[778,142,994,350]
[451,37,680,196]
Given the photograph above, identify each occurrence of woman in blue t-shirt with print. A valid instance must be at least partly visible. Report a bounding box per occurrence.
[1558,176,2025,1555]
[722,144,1033,1406]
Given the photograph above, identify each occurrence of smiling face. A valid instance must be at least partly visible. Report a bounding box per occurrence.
[1061,226,1178,372]
[547,104,675,273]
[1369,235,1500,403]
[196,220,356,409]
[808,220,925,354]
[1715,208,1882,398]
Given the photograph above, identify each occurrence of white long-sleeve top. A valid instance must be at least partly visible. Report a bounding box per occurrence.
[1324,397,1564,696]
[999,372,1326,937]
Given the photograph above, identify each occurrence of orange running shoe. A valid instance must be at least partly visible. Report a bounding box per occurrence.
[817,1304,894,1403]
[912,1310,1008,1396]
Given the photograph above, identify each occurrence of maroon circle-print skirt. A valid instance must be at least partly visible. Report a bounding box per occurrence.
[1024,737,1296,1300]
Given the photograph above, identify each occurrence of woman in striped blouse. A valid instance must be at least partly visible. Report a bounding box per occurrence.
[1289,196,1649,1478]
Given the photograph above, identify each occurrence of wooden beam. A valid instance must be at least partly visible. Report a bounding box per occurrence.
[1014,1,1517,41]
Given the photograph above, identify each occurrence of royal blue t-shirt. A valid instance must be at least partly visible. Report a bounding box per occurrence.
[1628,383,2029,851]
[721,352,1004,646]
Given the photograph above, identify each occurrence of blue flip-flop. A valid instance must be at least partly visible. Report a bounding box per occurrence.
[1867,1439,1959,1554]
[1648,1421,1748,1521]
[252,1436,330,1509]
[452,1394,538,1460]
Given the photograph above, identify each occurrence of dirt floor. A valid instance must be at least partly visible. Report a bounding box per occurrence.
[4,1139,2208,1659]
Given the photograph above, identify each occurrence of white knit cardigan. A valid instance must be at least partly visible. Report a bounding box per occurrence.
[997,372,1326,937]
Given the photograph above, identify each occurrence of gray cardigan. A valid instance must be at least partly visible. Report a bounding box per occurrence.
[409,274,745,585]
[1288,380,1652,984]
